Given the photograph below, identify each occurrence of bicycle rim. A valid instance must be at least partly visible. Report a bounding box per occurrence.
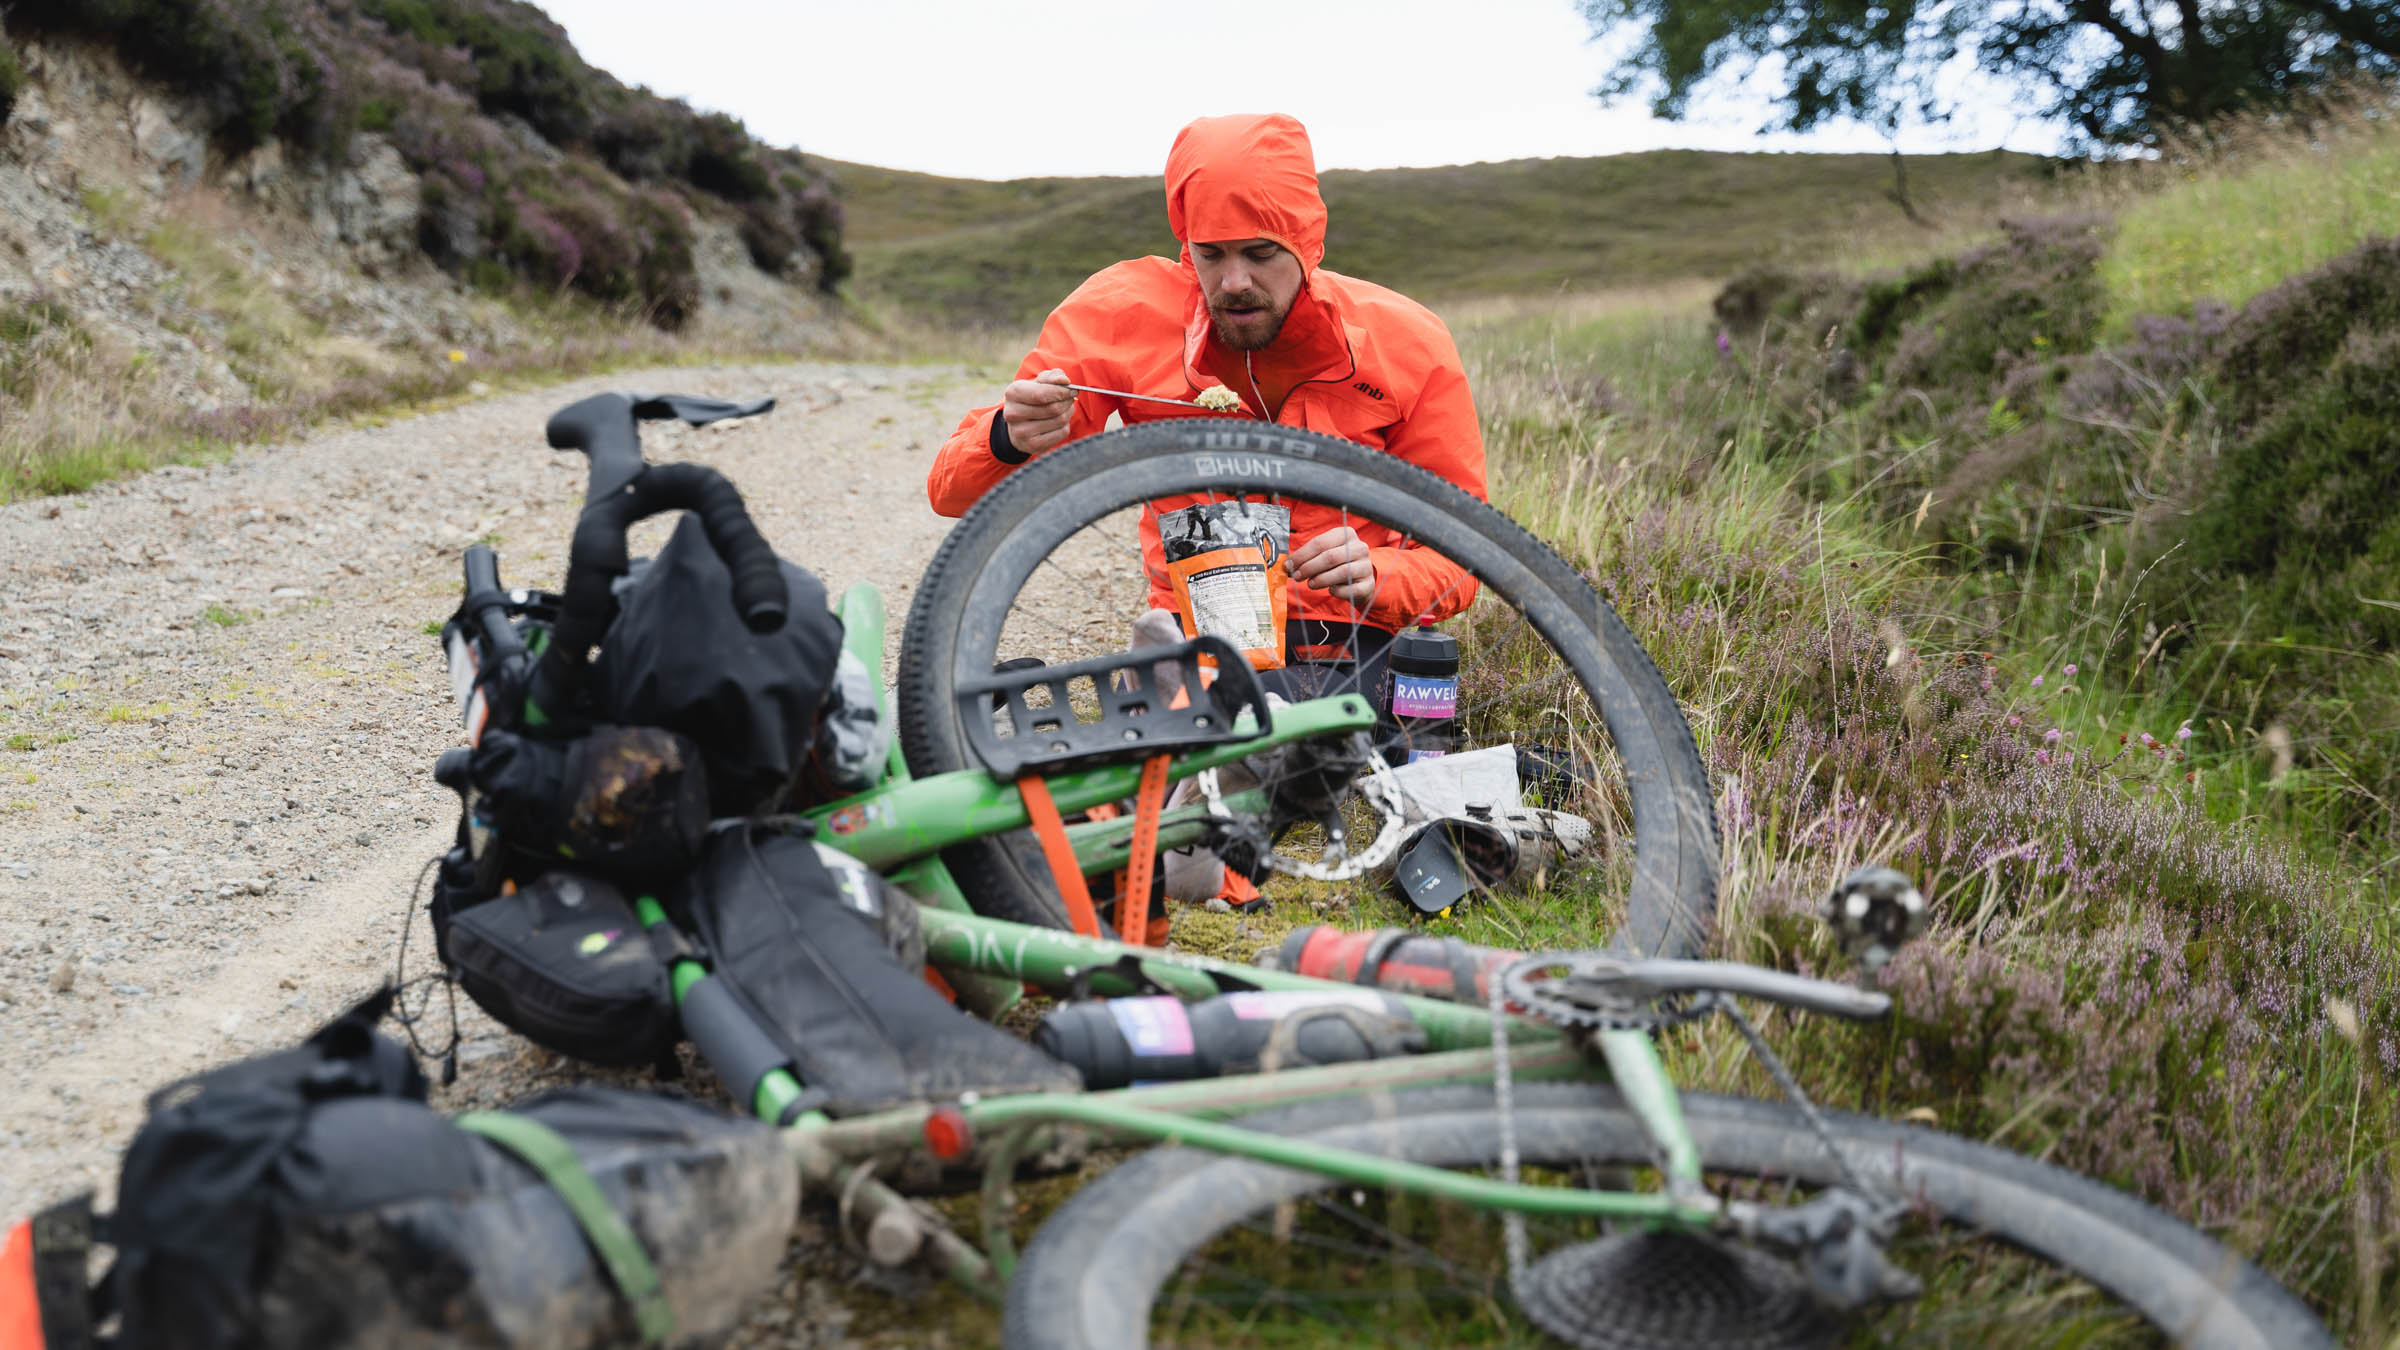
[1003,1084,2331,1350]
[896,420,1718,958]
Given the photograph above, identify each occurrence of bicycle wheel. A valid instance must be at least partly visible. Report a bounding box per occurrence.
[896,419,1718,958]
[1003,1083,2329,1350]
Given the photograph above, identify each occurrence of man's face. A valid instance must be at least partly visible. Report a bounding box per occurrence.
[1191,237,1304,351]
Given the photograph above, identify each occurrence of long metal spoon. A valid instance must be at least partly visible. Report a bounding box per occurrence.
[1063,382,1235,410]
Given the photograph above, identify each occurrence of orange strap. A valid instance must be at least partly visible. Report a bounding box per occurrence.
[1117,754,1173,947]
[1220,869,1262,908]
[922,964,958,1004]
[1018,775,1101,937]
[1,1219,41,1350]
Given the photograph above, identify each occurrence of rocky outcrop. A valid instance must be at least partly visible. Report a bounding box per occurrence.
[0,36,835,428]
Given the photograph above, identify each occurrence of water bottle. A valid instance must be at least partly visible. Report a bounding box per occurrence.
[1273,925,1525,1005]
[1384,627,1459,763]
[1033,990,1423,1089]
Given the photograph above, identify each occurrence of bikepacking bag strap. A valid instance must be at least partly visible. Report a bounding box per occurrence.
[455,1113,674,1347]
[1018,775,1101,937]
[1116,754,1173,947]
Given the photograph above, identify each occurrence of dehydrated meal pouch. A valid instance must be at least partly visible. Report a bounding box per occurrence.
[1160,499,1291,671]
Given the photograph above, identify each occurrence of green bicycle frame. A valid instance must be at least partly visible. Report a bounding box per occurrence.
[798,695,1371,871]
[644,583,1713,1296]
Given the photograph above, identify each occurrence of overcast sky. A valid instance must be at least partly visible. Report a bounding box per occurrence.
[535,0,2064,180]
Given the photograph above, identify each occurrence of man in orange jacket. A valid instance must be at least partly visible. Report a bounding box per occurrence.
[927,111,1487,642]
[927,112,1487,908]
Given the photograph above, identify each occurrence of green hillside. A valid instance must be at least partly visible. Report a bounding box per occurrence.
[828,148,2055,326]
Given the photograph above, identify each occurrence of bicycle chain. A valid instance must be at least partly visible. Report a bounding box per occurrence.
[1721,999,1882,1203]
[1499,952,1900,1223]
[1490,950,1532,1294]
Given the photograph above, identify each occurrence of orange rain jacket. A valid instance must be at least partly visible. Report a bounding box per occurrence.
[926,113,1487,632]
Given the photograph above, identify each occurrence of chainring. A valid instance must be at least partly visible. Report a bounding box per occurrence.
[1498,951,1718,1032]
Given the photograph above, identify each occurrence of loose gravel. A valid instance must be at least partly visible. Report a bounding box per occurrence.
[0,363,1021,1342]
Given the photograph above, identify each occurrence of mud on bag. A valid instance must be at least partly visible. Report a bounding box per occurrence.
[681,826,1080,1115]
[87,992,794,1350]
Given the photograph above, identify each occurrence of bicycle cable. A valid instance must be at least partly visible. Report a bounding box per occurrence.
[389,852,462,1084]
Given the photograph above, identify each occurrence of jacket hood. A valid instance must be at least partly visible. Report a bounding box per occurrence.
[1164,113,1326,273]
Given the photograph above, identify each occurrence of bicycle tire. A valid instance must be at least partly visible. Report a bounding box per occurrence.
[1003,1083,2329,1350]
[896,419,1718,957]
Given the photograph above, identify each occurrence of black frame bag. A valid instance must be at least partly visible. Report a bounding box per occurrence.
[682,826,1080,1114]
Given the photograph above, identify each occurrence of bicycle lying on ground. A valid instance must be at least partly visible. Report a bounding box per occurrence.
[422,391,2326,1350]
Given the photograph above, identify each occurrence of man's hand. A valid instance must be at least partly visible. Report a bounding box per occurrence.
[1000,368,1076,457]
[1289,526,1376,611]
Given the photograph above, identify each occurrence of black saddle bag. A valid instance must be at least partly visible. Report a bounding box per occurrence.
[444,870,678,1067]
[107,994,793,1349]
[683,826,1080,1114]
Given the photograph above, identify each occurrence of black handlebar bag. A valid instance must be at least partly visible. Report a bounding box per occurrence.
[593,515,843,815]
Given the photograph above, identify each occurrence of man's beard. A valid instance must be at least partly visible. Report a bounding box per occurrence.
[1208,291,1291,350]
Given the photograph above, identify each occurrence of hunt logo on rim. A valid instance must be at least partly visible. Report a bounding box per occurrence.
[1190,453,1286,479]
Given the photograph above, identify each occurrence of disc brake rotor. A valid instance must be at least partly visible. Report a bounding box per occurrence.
[1196,750,1410,882]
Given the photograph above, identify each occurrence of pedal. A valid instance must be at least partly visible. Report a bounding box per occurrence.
[955,634,1273,777]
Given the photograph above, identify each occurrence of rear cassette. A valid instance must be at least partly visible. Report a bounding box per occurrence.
[1514,1230,1839,1350]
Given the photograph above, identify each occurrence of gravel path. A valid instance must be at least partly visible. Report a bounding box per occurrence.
[0,362,990,1221]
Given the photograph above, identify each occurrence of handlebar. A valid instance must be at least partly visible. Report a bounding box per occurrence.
[545,393,652,503]
[527,392,786,720]
[459,546,525,663]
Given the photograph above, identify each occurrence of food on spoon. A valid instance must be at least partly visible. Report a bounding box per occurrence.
[1194,384,1241,412]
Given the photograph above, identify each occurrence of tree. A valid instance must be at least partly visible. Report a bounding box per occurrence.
[1578,0,2400,147]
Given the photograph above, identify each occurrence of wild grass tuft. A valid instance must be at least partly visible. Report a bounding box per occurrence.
[2097,84,2400,335]
[1441,207,2398,1334]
